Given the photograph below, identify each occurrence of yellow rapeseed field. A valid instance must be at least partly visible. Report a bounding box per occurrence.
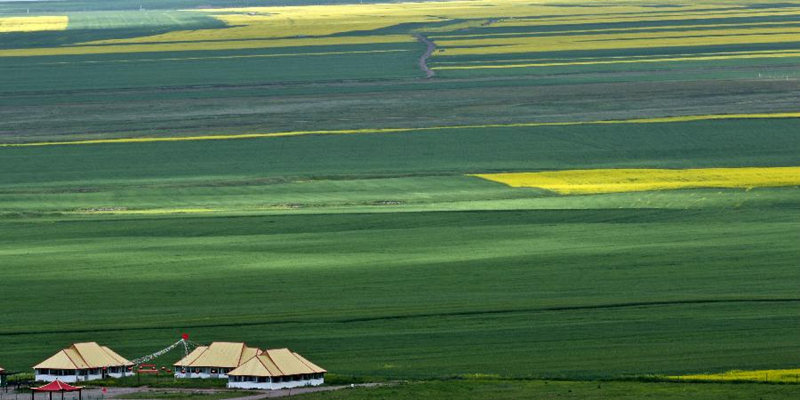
[668,369,800,383]
[85,11,432,45]
[492,7,800,28]
[433,25,800,56]
[201,0,701,34]
[472,167,800,194]
[428,20,800,40]
[2,1,784,60]
[79,0,562,46]
[0,16,67,33]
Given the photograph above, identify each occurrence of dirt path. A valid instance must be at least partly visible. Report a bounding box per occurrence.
[76,384,387,400]
[413,34,436,79]
[247,383,383,398]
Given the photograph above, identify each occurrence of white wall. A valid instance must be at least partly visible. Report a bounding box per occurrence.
[35,370,133,382]
[174,371,228,379]
[35,373,100,383]
[271,377,324,390]
[227,380,270,390]
[227,377,324,390]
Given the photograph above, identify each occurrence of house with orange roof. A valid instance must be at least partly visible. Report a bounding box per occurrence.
[227,348,325,390]
[32,342,133,382]
[174,342,261,379]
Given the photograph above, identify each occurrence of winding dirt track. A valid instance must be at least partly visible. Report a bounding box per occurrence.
[413,34,436,78]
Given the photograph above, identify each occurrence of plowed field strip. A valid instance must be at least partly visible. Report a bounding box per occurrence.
[2,297,797,337]
[3,112,799,147]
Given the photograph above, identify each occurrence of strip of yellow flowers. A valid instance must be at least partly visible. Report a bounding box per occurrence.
[667,368,800,383]
[472,167,800,195]
[0,16,67,33]
[0,35,413,57]
[433,50,800,70]
[73,208,220,215]
[2,112,799,148]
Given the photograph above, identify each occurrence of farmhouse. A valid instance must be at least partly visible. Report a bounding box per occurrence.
[227,348,325,390]
[33,342,133,382]
[174,342,260,379]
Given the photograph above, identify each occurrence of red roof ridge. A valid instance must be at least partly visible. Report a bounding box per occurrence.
[67,344,90,368]
[59,349,80,369]
[261,349,286,376]
[255,353,271,372]
[236,343,246,366]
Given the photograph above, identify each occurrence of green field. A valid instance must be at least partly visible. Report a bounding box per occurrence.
[1,1,799,399]
[299,380,800,400]
[1,124,798,380]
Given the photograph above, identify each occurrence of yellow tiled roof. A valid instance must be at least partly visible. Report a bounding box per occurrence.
[174,342,260,368]
[33,342,132,370]
[228,348,326,377]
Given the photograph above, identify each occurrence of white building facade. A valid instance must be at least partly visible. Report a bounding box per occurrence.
[226,348,326,390]
[174,367,235,379]
[228,373,324,390]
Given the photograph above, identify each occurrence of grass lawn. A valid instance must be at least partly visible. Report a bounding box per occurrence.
[1,2,799,399]
[296,379,800,400]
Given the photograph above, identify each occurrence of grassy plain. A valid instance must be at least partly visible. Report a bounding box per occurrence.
[1,1,799,399]
[1,119,799,380]
[2,204,799,378]
[3,1,800,143]
[295,380,800,400]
